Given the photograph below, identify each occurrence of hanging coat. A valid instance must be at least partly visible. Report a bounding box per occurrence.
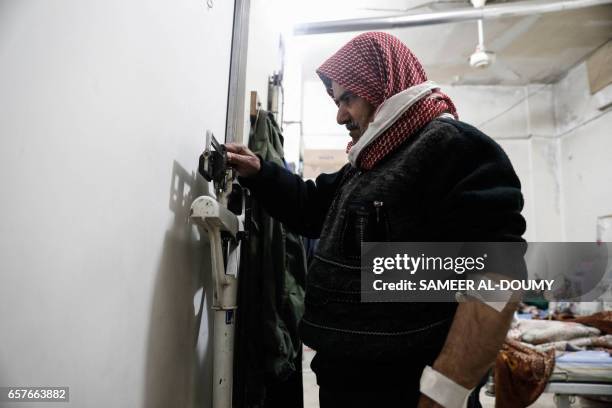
[233,110,306,408]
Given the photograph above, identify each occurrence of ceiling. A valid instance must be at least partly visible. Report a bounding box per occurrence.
[286,0,612,85]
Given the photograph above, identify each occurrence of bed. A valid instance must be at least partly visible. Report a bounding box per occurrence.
[545,350,612,407]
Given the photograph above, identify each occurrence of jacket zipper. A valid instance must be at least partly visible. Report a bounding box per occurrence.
[373,201,383,225]
[357,215,366,244]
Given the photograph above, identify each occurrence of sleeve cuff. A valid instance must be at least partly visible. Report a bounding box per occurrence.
[237,155,274,189]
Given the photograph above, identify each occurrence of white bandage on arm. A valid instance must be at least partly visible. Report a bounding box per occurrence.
[419,366,473,408]
[466,273,514,312]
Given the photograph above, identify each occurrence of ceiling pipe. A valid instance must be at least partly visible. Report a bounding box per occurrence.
[293,0,612,35]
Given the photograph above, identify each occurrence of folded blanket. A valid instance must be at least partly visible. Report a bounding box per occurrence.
[513,319,600,345]
[534,334,612,352]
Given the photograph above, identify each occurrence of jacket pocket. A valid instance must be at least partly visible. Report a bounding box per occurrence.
[341,200,390,259]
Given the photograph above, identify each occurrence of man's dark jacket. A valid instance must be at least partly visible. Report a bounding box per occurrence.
[240,118,526,389]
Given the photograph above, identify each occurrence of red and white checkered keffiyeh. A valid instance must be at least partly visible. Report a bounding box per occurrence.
[317,32,458,170]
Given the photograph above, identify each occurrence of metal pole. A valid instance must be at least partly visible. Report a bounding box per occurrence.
[191,196,241,408]
[226,0,251,143]
[212,309,236,408]
[294,0,612,35]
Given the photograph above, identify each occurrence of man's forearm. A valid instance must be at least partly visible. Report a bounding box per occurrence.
[417,300,516,407]
[433,300,516,388]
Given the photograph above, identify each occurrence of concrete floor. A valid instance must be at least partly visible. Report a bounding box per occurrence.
[302,346,558,408]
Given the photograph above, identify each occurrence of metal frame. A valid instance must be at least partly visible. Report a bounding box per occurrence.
[191,195,243,408]
[545,382,612,408]
[225,0,251,144]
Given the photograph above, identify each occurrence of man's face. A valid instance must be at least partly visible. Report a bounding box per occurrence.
[331,81,375,144]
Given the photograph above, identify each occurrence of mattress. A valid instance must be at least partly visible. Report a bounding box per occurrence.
[550,351,612,383]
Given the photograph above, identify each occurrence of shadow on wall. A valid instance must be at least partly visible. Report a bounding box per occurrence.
[143,160,214,408]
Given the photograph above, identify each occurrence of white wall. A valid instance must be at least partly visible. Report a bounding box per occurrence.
[0,1,235,407]
[242,0,284,145]
[554,62,612,241]
[530,136,564,241]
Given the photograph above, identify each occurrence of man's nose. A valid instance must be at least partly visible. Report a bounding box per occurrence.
[336,105,350,125]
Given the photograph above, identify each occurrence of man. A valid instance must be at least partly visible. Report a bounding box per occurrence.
[227,32,525,407]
